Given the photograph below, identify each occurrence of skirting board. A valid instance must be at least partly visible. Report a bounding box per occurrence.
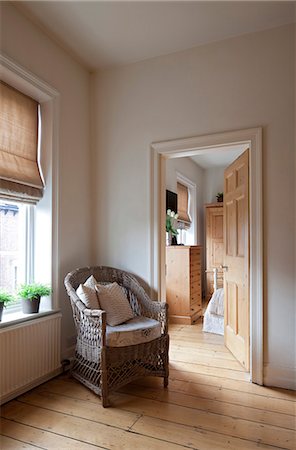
[264,363,296,390]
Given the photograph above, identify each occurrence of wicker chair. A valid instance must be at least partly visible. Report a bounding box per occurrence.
[64,266,169,407]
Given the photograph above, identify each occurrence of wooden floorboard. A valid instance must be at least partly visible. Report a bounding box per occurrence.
[1,323,295,449]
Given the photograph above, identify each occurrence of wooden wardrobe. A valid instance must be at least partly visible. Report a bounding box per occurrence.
[205,203,224,301]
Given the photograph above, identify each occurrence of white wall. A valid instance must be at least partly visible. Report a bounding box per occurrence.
[91,24,296,388]
[166,157,204,245]
[203,167,225,204]
[1,4,92,358]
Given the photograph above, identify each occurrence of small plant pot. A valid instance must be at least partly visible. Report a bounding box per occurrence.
[0,302,4,321]
[22,297,40,314]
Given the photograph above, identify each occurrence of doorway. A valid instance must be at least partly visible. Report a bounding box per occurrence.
[150,128,263,384]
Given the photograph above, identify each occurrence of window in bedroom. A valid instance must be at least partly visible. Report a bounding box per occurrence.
[176,175,197,246]
[0,81,48,320]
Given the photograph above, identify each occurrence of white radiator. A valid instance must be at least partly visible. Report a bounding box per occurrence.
[0,313,62,404]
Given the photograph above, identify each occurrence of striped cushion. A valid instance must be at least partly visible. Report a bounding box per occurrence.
[95,282,134,326]
[76,284,100,309]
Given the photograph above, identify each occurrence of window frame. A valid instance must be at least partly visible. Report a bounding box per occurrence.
[0,54,60,325]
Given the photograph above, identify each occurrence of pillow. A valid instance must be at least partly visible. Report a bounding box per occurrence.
[76,284,100,309]
[95,282,134,326]
[84,275,98,290]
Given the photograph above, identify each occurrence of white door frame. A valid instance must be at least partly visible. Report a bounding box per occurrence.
[150,127,263,385]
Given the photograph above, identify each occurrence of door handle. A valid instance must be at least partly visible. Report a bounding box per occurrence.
[220,265,228,271]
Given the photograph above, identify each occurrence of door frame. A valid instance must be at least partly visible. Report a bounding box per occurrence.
[150,127,263,385]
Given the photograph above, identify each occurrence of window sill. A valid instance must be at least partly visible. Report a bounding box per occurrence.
[0,309,61,329]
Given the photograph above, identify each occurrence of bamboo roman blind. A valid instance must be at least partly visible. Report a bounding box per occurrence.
[177,182,191,223]
[0,81,43,203]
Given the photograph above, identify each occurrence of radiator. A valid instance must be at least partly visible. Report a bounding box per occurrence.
[0,313,62,404]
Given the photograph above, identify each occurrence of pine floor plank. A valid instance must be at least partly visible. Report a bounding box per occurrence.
[110,392,295,449]
[0,435,41,449]
[170,342,235,359]
[1,401,187,450]
[31,378,295,449]
[119,383,295,429]
[1,323,295,450]
[132,377,295,415]
[169,360,250,381]
[169,349,245,371]
[18,389,140,430]
[1,418,100,450]
[131,415,283,450]
[169,368,295,401]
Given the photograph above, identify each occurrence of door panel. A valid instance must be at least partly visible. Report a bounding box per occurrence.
[224,150,249,371]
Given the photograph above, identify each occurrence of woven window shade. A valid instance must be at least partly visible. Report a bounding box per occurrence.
[0,81,43,204]
[177,182,191,223]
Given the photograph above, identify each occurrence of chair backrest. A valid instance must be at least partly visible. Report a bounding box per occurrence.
[64,265,150,316]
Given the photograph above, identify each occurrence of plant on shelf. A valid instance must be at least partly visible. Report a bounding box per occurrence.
[166,209,179,245]
[0,291,15,322]
[18,283,51,314]
[216,192,223,203]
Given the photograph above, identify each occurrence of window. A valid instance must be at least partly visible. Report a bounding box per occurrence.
[176,174,197,246]
[0,201,34,307]
[0,81,51,321]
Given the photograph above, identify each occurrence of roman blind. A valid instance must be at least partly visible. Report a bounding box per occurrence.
[177,182,191,223]
[0,81,43,204]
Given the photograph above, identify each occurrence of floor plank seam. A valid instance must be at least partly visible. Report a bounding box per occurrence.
[12,395,294,449]
[128,384,295,417]
[13,398,140,433]
[168,374,295,401]
[0,431,45,449]
[127,413,143,431]
[169,359,246,373]
[116,390,295,430]
[1,416,108,450]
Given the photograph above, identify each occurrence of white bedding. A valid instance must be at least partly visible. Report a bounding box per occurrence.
[203,288,224,336]
[208,288,224,316]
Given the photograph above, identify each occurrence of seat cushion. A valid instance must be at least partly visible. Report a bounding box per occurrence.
[106,316,161,347]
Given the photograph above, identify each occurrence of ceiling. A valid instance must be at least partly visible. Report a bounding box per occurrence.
[14,1,296,70]
[190,144,248,169]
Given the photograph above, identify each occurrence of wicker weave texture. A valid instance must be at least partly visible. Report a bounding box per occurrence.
[64,266,169,407]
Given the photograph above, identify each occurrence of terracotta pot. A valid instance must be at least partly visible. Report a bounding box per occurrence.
[22,296,40,314]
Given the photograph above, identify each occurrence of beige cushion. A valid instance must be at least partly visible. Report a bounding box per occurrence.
[76,284,100,309]
[106,316,161,347]
[84,275,98,290]
[95,282,134,326]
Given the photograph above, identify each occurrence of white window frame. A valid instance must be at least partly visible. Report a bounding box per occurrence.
[0,201,35,313]
[0,54,60,325]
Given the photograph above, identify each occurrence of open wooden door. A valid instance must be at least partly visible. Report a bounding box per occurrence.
[223,150,249,371]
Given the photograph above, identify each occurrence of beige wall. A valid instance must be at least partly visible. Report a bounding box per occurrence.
[92,24,295,387]
[1,4,92,358]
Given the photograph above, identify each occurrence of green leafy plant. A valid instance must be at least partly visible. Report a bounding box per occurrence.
[166,209,179,237]
[17,283,51,301]
[0,290,15,306]
[216,192,223,202]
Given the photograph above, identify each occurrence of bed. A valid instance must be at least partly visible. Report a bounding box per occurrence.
[203,287,224,335]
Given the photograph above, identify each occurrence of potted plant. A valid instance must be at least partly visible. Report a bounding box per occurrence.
[216,192,223,203]
[18,283,51,314]
[166,209,179,245]
[0,291,15,321]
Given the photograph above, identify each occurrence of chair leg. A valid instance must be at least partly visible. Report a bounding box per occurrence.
[101,393,110,408]
[164,376,169,388]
